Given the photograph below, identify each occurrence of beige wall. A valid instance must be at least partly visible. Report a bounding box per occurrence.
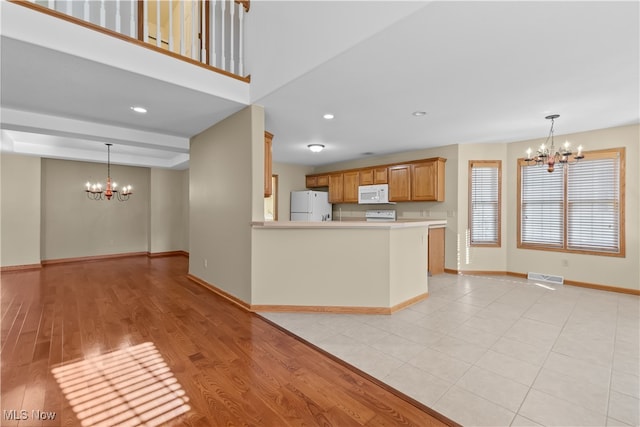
[313,144,460,271]
[272,162,315,220]
[41,158,151,260]
[149,168,189,253]
[0,153,41,267]
[456,143,508,272]
[189,105,264,302]
[506,124,639,290]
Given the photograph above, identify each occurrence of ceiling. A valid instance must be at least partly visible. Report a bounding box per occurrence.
[1,1,638,169]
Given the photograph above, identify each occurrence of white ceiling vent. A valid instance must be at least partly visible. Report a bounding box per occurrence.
[527,272,564,285]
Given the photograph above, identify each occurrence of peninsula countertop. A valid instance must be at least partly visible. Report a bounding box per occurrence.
[251,219,447,229]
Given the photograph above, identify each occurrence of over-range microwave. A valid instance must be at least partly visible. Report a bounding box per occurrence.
[358,184,392,204]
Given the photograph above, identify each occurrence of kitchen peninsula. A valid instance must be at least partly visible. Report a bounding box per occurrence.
[251,220,446,314]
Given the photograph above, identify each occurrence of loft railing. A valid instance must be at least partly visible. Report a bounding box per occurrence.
[19,0,249,80]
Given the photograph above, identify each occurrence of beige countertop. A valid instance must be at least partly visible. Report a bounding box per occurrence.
[251,219,446,229]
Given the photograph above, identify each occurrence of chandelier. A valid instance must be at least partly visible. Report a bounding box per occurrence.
[85,144,133,201]
[524,114,584,173]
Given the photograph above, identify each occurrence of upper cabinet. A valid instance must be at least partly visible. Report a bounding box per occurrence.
[388,165,411,202]
[412,158,445,202]
[306,157,445,204]
[264,131,273,197]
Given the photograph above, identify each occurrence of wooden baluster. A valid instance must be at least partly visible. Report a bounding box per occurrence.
[115,0,121,33]
[229,1,235,73]
[238,2,244,75]
[156,0,161,47]
[168,0,173,52]
[220,0,226,71]
[201,0,206,63]
[210,0,217,67]
[129,0,136,38]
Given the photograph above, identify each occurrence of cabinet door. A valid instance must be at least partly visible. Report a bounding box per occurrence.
[428,227,445,275]
[328,174,344,203]
[316,175,329,187]
[359,169,374,186]
[306,175,317,188]
[373,167,388,184]
[343,171,359,203]
[388,165,411,202]
[412,159,445,201]
[264,132,273,197]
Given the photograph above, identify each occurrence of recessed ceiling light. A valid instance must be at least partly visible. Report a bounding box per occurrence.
[130,106,148,114]
[412,111,427,117]
[307,144,325,153]
[323,113,334,120]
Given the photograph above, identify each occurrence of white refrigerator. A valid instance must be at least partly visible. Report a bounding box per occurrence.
[290,191,332,221]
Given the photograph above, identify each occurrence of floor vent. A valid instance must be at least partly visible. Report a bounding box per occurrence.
[527,272,564,285]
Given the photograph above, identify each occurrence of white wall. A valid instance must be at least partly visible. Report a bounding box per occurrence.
[149,168,189,253]
[41,158,150,260]
[272,162,315,220]
[506,124,639,291]
[189,105,264,302]
[0,153,41,267]
[456,143,508,272]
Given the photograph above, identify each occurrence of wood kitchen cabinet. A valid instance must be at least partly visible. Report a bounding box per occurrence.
[360,167,388,185]
[264,131,273,197]
[328,173,344,203]
[412,158,445,202]
[428,227,445,275]
[306,174,329,188]
[343,171,359,203]
[374,167,388,184]
[388,165,411,202]
[359,169,374,186]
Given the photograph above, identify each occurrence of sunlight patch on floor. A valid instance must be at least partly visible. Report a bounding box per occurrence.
[52,342,190,427]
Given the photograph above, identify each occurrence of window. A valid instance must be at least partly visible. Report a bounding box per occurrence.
[518,148,625,256]
[469,160,501,246]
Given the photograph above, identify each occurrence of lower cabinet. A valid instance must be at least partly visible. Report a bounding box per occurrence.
[428,227,445,275]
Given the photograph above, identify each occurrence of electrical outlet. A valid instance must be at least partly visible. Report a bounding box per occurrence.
[204,259,208,268]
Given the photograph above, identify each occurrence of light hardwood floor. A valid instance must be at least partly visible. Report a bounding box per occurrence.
[1,256,455,427]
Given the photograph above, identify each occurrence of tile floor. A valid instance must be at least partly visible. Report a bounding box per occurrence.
[259,274,640,426]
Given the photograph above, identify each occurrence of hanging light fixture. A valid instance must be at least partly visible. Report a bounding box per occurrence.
[524,114,584,173]
[85,143,133,201]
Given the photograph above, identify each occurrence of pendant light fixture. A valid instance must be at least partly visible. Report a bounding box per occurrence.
[85,144,133,201]
[524,114,584,173]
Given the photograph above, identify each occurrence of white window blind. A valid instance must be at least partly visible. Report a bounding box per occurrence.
[567,156,620,252]
[521,164,564,247]
[519,148,623,256]
[470,161,500,245]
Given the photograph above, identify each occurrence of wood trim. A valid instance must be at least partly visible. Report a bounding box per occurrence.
[444,270,639,296]
[186,273,252,311]
[8,0,250,83]
[250,304,393,315]
[444,268,459,275]
[148,250,189,258]
[0,263,43,272]
[468,160,502,247]
[258,315,461,427]
[235,0,250,12]
[517,147,625,257]
[389,292,429,313]
[41,252,148,265]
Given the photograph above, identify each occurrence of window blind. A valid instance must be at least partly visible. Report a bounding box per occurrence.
[567,157,620,252]
[521,164,564,247]
[470,161,500,245]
